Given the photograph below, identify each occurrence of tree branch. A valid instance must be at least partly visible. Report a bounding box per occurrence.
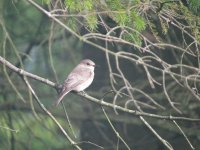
[0,55,199,122]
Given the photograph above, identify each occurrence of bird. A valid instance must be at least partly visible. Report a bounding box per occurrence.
[55,59,95,106]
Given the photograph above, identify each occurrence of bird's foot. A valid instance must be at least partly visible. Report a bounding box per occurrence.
[80,91,87,96]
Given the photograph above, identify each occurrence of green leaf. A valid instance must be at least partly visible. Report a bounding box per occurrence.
[189,0,200,15]
[130,11,146,31]
[122,32,142,46]
[64,0,94,12]
[42,0,51,4]
[84,0,93,10]
[85,14,98,30]
[113,12,129,26]
[66,18,78,32]
[133,15,146,31]
[64,0,75,9]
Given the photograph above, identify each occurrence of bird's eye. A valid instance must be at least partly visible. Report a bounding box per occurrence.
[86,63,90,66]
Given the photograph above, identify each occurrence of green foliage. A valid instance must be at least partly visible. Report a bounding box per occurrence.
[105,0,146,44]
[122,31,142,46]
[66,18,79,32]
[107,0,123,10]
[64,0,98,31]
[130,11,146,32]
[188,0,200,16]
[159,16,169,35]
[42,0,51,4]
[63,0,146,42]
[112,12,129,26]
[111,9,146,45]
[177,2,200,42]
[0,113,70,150]
[64,0,94,12]
[85,14,98,31]
[106,0,146,31]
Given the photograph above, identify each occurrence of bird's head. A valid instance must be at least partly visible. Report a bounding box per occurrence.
[81,59,95,71]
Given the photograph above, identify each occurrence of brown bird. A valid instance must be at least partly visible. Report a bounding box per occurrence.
[55,59,95,106]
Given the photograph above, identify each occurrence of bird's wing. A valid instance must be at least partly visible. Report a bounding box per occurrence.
[64,68,92,88]
[55,72,86,106]
[63,72,84,88]
[55,68,92,106]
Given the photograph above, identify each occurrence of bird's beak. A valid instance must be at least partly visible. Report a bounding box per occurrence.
[94,64,100,67]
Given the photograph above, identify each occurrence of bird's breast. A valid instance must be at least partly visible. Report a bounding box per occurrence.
[74,71,94,92]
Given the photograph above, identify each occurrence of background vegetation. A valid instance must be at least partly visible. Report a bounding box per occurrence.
[0,0,200,149]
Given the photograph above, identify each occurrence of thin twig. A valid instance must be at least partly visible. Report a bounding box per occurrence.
[101,105,131,150]
[173,120,195,150]
[0,124,19,133]
[61,101,77,138]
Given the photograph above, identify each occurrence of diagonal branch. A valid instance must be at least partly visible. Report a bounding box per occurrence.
[0,55,199,122]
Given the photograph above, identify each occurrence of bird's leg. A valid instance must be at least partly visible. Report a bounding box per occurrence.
[55,83,63,94]
[80,90,87,96]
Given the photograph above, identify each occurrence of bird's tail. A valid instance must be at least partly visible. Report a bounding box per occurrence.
[55,90,71,106]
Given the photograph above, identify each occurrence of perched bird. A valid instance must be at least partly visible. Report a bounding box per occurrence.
[55,59,95,106]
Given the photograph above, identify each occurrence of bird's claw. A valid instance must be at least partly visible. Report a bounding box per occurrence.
[80,91,87,96]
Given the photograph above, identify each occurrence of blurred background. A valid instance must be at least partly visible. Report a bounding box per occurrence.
[0,0,200,150]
